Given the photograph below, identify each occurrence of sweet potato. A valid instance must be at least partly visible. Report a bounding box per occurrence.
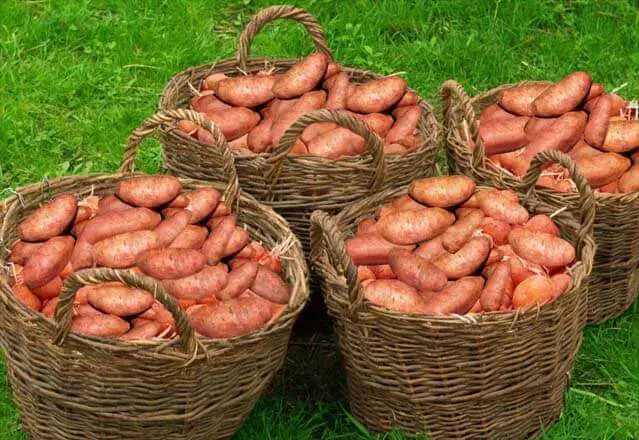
[205,107,261,141]
[385,105,421,147]
[87,284,154,316]
[512,275,556,308]
[477,191,529,224]
[433,236,491,279]
[388,248,447,291]
[347,76,407,113]
[307,127,365,159]
[359,113,394,137]
[98,194,133,215]
[214,74,277,107]
[522,111,586,162]
[602,120,639,153]
[120,319,164,341]
[272,52,328,98]
[377,195,426,218]
[524,117,557,140]
[163,264,228,301]
[409,175,476,208]
[532,72,591,117]
[79,208,161,245]
[71,314,130,338]
[137,248,206,280]
[550,273,572,300]
[587,83,604,100]
[201,73,228,91]
[486,248,504,265]
[480,262,511,312]
[568,139,602,161]
[178,119,199,136]
[356,218,377,235]
[223,227,250,257]
[346,233,415,265]
[10,240,44,265]
[74,206,93,226]
[584,93,627,116]
[211,202,231,218]
[182,188,220,224]
[300,122,338,144]
[357,265,376,281]
[369,264,395,279]
[217,261,258,300]
[187,296,272,338]
[12,284,42,311]
[325,62,340,79]
[479,116,529,155]
[584,94,612,148]
[23,236,74,288]
[138,301,175,333]
[247,117,273,153]
[383,143,407,156]
[41,296,60,318]
[93,230,160,268]
[499,83,551,116]
[362,279,426,313]
[413,236,446,261]
[421,276,485,315]
[191,92,231,114]
[574,152,630,188]
[251,265,290,304]
[228,134,249,151]
[479,104,517,126]
[442,209,485,252]
[18,194,78,242]
[325,71,349,110]
[509,228,575,268]
[480,217,511,245]
[524,215,560,236]
[201,216,236,264]
[116,176,182,208]
[617,164,639,193]
[196,128,214,144]
[396,91,419,107]
[31,276,62,300]
[377,207,455,245]
[270,91,327,145]
[169,225,208,249]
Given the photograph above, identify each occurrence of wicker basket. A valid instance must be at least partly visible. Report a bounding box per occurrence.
[310,149,595,439]
[0,111,308,440]
[157,5,440,253]
[441,79,639,323]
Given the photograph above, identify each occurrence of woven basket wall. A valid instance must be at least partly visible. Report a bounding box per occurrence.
[157,5,440,254]
[0,112,308,440]
[310,150,595,439]
[442,79,639,324]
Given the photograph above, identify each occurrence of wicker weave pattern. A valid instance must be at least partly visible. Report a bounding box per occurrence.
[158,6,440,253]
[0,112,309,440]
[310,150,595,439]
[441,79,639,323]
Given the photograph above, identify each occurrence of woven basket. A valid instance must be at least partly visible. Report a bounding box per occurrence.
[310,149,595,439]
[157,5,440,253]
[0,111,308,440]
[442,79,639,324]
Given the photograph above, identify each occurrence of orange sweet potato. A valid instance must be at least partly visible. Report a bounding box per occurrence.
[251,265,290,304]
[522,111,587,162]
[325,71,349,109]
[584,94,613,148]
[201,216,236,264]
[307,127,365,159]
[13,284,42,311]
[41,296,60,318]
[300,122,338,144]
[512,274,555,308]
[137,248,206,280]
[388,248,447,291]
[362,279,426,313]
[524,215,560,236]
[377,195,426,218]
[433,236,491,279]
[138,301,175,333]
[480,262,511,312]
[509,228,575,268]
[23,236,74,288]
[205,107,261,141]
[421,276,485,315]
[480,116,529,155]
[524,117,557,140]
[116,176,182,209]
[409,175,476,208]
[191,91,231,114]
[550,273,572,300]
[477,191,529,224]
[272,52,329,98]
[187,296,272,338]
[163,264,228,301]
[499,83,551,116]
[98,194,133,215]
[347,76,407,113]
[222,227,250,257]
[9,240,44,265]
[568,139,602,161]
[87,283,154,316]
[575,152,630,188]
[201,73,228,91]
[479,104,517,125]
[413,236,447,261]
[325,62,340,79]
[214,74,277,107]
[31,276,62,300]
[359,113,394,137]
[602,120,639,153]
[385,105,421,146]
[368,264,394,279]
[587,83,604,101]
[396,91,419,107]
[584,93,626,116]
[270,91,327,145]
[216,261,258,300]
[480,217,511,245]
[346,233,415,265]
[119,319,164,341]
[247,117,274,153]
[71,314,130,338]
[618,164,639,193]
[377,207,455,245]
[532,72,591,117]
[184,188,221,224]
[93,230,160,268]
[18,194,78,242]
[441,209,485,252]
[357,265,376,281]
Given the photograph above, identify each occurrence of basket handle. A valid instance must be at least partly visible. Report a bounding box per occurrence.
[235,5,333,70]
[118,109,239,206]
[52,268,199,357]
[519,149,596,273]
[266,109,387,196]
[310,210,364,318]
[440,80,485,169]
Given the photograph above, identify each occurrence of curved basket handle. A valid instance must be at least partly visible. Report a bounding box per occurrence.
[267,109,387,195]
[53,268,199,357]
[440,80,485,170]
[519,149,596,274]
[236,5,333,70]
[118,109,239,206]
[310,210,364,317]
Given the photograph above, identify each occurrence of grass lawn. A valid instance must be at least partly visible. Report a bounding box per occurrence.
[1,0,638,438]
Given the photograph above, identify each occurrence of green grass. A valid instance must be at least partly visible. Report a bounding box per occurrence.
[1,0,638,438]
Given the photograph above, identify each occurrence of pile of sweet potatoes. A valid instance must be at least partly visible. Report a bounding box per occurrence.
[8,176,290,340]
[479,71,639,193]
[177,52,424,159]
[345,175,575,315]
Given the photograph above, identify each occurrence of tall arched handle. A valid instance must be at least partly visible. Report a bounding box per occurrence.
[118,109,239,206]
[236,5,333,70]
[53,268,199,358]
